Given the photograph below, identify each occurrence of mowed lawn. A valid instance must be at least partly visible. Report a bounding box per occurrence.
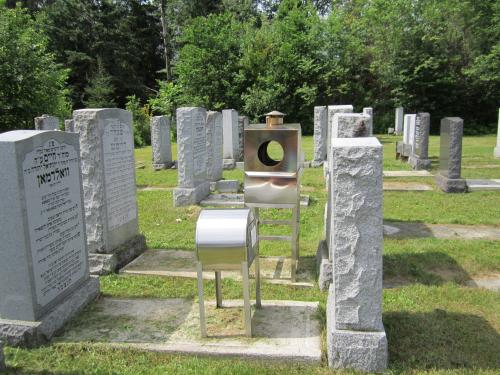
[5,135,500,374]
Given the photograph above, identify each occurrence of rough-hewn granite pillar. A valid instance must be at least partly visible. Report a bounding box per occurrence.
[34,115,59,130]
[409,112,431,170]
[206,111,223,182]
[151,116,173,170]
[362,107,373,136]
[312,106,327,167]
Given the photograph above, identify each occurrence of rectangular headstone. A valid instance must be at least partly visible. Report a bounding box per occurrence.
[206,111,223,182]
[435,117,466,192]
[0,130,91,321]
[174,107,210,206]
[362,107,373,135]
[327,105,353,156]
[222,109,239,160]
[409,113,431,170]
[313,106,327,165]
[73,109,144,274]
[151,116,172,170]
[64,119,74,132]
[395,107,404,135]
[34,115,59,131]
[237,116,248,162]
[494,108,500,158]
[326,137,387,372]
[332,113,371,139]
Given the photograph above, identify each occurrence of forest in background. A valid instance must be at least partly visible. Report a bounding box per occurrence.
[1,0,499,142]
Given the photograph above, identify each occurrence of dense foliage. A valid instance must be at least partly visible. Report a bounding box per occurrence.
[1,0,499,136]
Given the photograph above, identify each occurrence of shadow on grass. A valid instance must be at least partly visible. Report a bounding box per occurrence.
[383,251,472,287]
[383,220,435,238]
[385,310,500,371]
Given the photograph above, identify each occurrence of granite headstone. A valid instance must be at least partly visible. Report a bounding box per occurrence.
[151,116,173,170]
[313,106,328,166]
[494,108,500,158]
[206,111,223,182]
[222,109,239,167]
[395,107,403,135]
[408,112,431,170]
[34,115,59,131]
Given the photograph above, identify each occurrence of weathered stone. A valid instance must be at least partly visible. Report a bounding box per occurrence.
[327,105,353,156]
[332,113,371,138]
[222,109,239,161]
[409,112,431,170]
[316,240,332,291]
[362,107,373,135]
[73,108,145,271]
[206,111,223,181]
[213,179,240,193]
[151,116,172,170]
[326,137,386,372]
[494,108,500,158]
[435,117,466,193]
[64,119,74,132]
[34,114,59,130]
[313,106,328,164]
[0,340,4,370]
[237,116,248,162]
[395,107,404,135]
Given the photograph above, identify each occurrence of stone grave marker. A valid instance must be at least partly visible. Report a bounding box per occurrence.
[0,130,100,346]
[435,117,466,192]
[331,113,371,138]
[326,105,353,157]
[174,107,211,206]
[206,111,223,182]
[64,119,74,132]
[0,340,4,370]
[151,116,173,170]
[409,112,431,170]
[397,114,415,159]
[312,106,327,167]
[326,137,387,372]
[495,108,500,158]
[73,108,145,275]
[222,109,239,168]
[395,107,403,135]
[362,107,373,135]
[237,116,248,162]
[34,115,59,131]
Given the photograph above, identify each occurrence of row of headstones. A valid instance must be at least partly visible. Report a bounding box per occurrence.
[312,105,373,167]
[313,106,387,372]
[172,107,249,207]
[0,108,146,347]
[394,108,431,170]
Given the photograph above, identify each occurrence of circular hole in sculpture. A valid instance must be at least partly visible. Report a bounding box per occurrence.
[257,140,284,166]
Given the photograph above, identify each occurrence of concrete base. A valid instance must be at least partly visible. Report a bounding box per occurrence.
[494,147,500,158]
[55,298,321,363]
[210,179,240,193]
[383,182,433,191]
[435,173,467,193]
[152,162,173,171]
[408,156,431,170]
[173,181,211,207]
[466,179,500,191]
[315,240,332,291]
[0,277,100,347]
[383,170,432,177]
[223,159,235,170]
[89,234,146,275]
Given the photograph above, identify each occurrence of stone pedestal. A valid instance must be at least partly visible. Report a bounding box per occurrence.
[395,107,403,135]
[34,114,59,130]
[494,108,500,158]
[435,117,466,193]
[222,109,239,166]
[312,106,327,166]
[0,130,100,346]
[151,116,173,170]
[409,112,431,170]
[206,111,223,182]
[174,107,210,206]
[362,107,373,135]
[326,137,387,372]
[73,108,145,274]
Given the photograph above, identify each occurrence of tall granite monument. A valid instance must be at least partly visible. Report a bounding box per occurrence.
[327,105,354,156]
[73,108,146,274]
[0,130,100,346]
[435,117,467,193]
[151,115,173,170]
[312,106,328,167]
[395,107,403,135]
[362,107,373,135]
[34,115,59,131]
[237,115,248,162]
[64,119,74,132]
[408,112,431,170]
[206,111,223,182]
[222,109,239,168]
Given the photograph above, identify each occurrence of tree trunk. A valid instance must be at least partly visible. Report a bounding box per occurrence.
[160,0,172,82]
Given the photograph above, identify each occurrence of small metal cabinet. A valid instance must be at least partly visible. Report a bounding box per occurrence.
[195,208,261,337]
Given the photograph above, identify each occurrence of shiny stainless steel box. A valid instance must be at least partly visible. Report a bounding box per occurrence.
[244,122,302,205]
[196,209,257,271]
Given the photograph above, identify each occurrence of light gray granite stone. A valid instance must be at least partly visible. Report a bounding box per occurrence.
[0,340,4,370]
[0,277,100,347]
[213,179,240,193]
[494,108,500,158]
[174,107,210,206]
[435,117,466,193]
[0,130,91,321]
[327,105,353,156]
[206,111,223,181]
[362,107,373,135]
[409,112,431,170]
[237,116,248,162]
[222,109,239,161]
[388,127,395,135]
[395,107,404,135]
[34,114,59,130]
[313,106,327,164]
[151,116,172,170]
[316,240,332,291]
[73,108,144,272]
[64,119,74,132]
[332,113,371,138]
[326,137,387,372]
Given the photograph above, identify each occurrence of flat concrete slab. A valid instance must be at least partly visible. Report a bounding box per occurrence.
[55,298,322,363]
[383,170,433,177]
[383,182,433,191]
[200,193,310,207]
[466,179,500,191]
[120,250,315,287]
[383,222,500,240]
[467,277,500,291]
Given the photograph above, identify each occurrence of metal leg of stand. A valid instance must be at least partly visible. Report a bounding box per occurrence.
[215,271,222,308]
[242,261,252,337]
[197,262,206,337]
[254,209,262,308]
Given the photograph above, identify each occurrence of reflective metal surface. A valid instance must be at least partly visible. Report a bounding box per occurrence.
[196,208,256,270]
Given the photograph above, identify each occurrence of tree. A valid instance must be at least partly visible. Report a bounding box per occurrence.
[83,58,116,108]
[0,8,70,131]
